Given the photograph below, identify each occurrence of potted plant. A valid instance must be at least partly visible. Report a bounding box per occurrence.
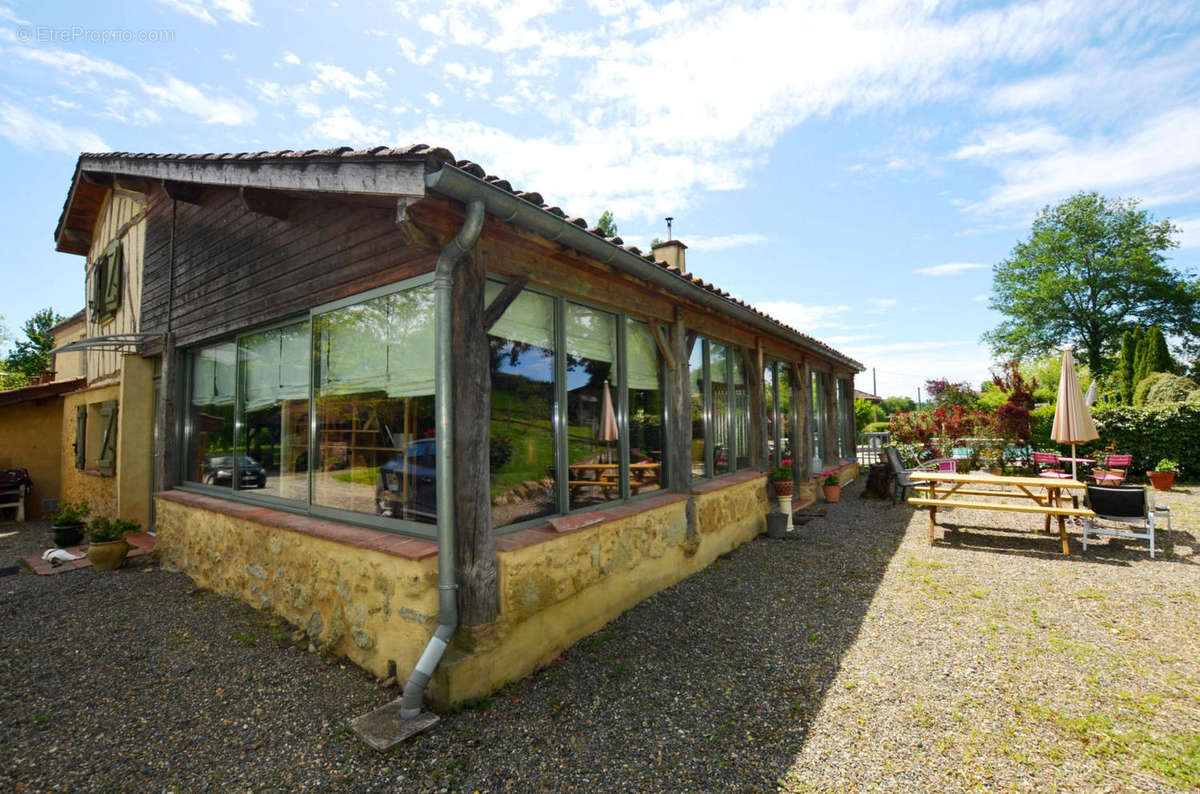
[85,516,139,571]
[822,470,841,503]
[49,500,90,547]
[769,465,793,497]
[1148,459,1178,492]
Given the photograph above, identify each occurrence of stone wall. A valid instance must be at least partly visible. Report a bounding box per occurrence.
[155,472,770,707]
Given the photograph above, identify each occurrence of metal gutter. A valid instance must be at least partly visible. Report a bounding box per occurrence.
[397,198,486,720]
[424,164,864,373]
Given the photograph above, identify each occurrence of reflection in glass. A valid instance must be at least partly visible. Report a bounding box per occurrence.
[313,286,436,522]
[488,286,558,527]
[765,364,776,466]
[711,342,730,475]
[626,320,664,496]
[187,342,236,486]
[237,321,309,499]
[732,352,748,470]
[689,340,706,479]
[566,303,618,510]
[812,371,825,463]
[778,365,793,467]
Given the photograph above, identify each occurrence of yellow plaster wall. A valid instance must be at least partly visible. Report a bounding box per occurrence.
[85,190,146,385]
[155,498,440,679]
[154,474,769,707]
[59,383,120,515]
[0,398,65,518]
[51,315,87,382]
[117,356,155,529]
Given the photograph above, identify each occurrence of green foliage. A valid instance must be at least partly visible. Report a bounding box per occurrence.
[1142,326,1175,375]
[879,396,916,416]
[1132,372,1168,407]
[1154,458,1178,472]
[977,382,1008,411]
[650,236,664,249]
[86,515,139,543]
[1119,329,1137,404]
[769,465,791,482]
[2,307,64,387]
[49,500,90,526]
[984,192,1195,377]
[1144,373,1200,405]
[853,398,875,432]
[1085,403,1200,480]
[595,210,618,237]
[863,421,890,434]
[924,378,978,409]
[822,471,840,486]
[1029,404,1057,449]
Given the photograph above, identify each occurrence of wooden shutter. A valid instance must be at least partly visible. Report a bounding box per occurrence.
[98,400,118,476]
[74,405,87,469]
[102,241,123,318]
[90,258,105,323]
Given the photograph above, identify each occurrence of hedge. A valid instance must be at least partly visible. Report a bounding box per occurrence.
[1034,402,1200,481]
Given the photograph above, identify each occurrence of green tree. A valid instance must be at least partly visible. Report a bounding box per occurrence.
[2,307,64,388]
[1132,325,1149,386]
[984,192,1198,377]
[595,210,618,237]
[1119,329,1136,404]
[1142,325,1175,375]
[879,396,916,416]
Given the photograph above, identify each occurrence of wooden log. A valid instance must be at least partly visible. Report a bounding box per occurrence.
[823,372,839,468]
[743,344,766,470]
[794,360,812,483]
[647,320,677,372]
[452,248,499,626]
[666,307,691,493]
[482,276,528,331]
[863,462,891,499]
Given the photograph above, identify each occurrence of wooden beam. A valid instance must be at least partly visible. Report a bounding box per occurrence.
[743,345,766,470]
[81,171,114,187]
[648,319,677,372]
[62,229,90,245]
[666,307,691,493]
[240,187,290,221]
[482,276,529,331]
[114,178,151,195]
[162,180,204,205]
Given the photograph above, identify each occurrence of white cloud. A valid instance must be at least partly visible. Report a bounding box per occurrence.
[157,0,215,23]
[310,107,389,146]
[949,124,1072,161]
[683,233,767,252]
[313,62,386,99]
[444,62,493,90]
[157,0,257,24]
[750,301,852,331]
[0,5,29,24]
[1177,216,1200,249]
[0,102,108,154]
[424,91,442,107]
[282,52,301,65]
[141,75,256,125]
[866,297,897,314]
[914,262,988,277]
[835,339,996,399]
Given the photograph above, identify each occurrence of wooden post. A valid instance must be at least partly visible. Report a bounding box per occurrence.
[793,361,811,487]
[666,308,691,493]
[823,371,839,469]
[452,249,499,626]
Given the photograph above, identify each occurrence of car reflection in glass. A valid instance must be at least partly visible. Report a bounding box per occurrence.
[203,455,267,489]
[376,437,436,524]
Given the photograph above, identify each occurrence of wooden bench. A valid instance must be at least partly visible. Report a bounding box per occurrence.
[908,497,1095,555]
[0,486,26,522]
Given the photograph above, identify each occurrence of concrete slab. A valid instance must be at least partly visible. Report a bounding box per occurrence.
[349,702,440,751]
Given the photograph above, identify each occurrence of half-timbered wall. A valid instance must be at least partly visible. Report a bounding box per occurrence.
[85,190,146,384]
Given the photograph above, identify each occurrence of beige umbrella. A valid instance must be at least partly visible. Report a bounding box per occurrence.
[1051,348,1099,479]
[599,380,618,462]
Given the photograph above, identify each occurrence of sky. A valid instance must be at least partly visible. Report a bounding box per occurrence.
[1,0,1199,400]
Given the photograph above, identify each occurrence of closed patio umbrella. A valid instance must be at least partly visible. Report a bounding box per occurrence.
[1051,348,1099,479]
[599,380,618,462]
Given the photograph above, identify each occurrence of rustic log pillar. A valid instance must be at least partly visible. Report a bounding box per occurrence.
[792,360,812,487]
[666,308,691,493]
[154,334,178,497]
[743,345,766,470]
[823,370,840,468]
[452,249,498,626]
[841,376,858,461]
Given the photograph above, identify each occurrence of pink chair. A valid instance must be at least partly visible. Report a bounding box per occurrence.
[1033,451,1071,479]
[1089,454,1133,486]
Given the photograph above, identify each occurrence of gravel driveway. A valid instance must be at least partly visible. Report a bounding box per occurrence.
[2,480,1197,792]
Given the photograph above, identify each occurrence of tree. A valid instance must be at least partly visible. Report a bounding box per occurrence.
[1119,329,1136,404]
[984,192,1199,377]
[2,307,63,388]
[1142,326,1175,375]
[924,378,978,409]
[595,210,618,237]
[879,396,916,416]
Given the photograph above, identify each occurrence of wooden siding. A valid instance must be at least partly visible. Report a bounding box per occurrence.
[140,186,437,347]
[86,190,146,384]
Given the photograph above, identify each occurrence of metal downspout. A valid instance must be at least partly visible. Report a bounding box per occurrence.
[398,198,485,719]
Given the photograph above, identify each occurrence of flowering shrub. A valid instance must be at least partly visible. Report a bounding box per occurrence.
[889,406,997,456]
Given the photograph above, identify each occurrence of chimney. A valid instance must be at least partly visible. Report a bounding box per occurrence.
[652,239,688,278]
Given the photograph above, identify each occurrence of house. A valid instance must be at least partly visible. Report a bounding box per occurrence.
[50,145,862,709]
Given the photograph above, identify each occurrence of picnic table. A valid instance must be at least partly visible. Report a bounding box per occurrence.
[907,471,1095,554]
[567,462,661,498]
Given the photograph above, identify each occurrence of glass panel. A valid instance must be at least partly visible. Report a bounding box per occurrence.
[765,363,776,468]
[812,371,823,464]
[186,342,236,485]
[689,339,706,479]
[711,342,730,475]
[778,365,793,468]
[732,351,748,471]
[313,286,436,523]
[489,288,558,527]
[236,321,310,499]
[566,303,619,510]
[626,320,664,496]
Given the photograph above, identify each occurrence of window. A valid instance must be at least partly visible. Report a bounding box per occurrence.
[689,339,706,479]
[689,337,749,479]
[626,320,665,496]
[238,321,310,501]
[488,288,558,527]
[765,361,793,470]
[731,351,749,471]
[186,343,236,485]
[812,371,824,464]
[91,240,123,324]
[566,302,619,511]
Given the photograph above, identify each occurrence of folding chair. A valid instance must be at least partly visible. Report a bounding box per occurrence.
[1082,484,1171,559]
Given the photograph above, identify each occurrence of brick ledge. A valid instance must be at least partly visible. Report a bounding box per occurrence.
[154,490,438,560]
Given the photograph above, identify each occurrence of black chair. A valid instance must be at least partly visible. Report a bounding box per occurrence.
[1082,485,1171,558]
[883,446,952,505]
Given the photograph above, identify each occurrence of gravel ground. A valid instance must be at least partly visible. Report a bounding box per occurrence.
[1,479,1198,792]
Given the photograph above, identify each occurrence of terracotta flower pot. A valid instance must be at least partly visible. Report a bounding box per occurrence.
[87,539,129,571]
[772,480,794,497]
[823,484,841,503]
[1147,471,1176,492]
